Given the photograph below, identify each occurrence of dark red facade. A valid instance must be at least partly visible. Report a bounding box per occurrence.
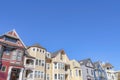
[0,30,25,80]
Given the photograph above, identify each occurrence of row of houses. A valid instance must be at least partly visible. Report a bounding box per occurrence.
[0,29,119,80]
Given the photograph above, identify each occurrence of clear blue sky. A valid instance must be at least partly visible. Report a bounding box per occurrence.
[0,0,120,70]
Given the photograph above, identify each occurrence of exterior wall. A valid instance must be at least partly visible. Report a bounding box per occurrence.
[51,51,70,80]
[69,60,82,80]
[102,64,118,80]
[105,70,117,80]
[0,46,24,80]
[0,61,9,80]
[46,62,52,80]
[27,47,46,80]
[117,72,120,80]
[94,62,108,80]
[23,56,35,80]
[94,69,107,80]
[46,52,52,80]
[81,65,95,80]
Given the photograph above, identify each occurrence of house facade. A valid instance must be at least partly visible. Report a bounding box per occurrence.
[46,52,52,80]
[69,59,82,80]
[0,30,26,80]
[102,63,117,80]
[94,62,107,80]
[0,30,120,80]
[26,43,46,80]
[51,50,70,80]
[79,58,95,80]
[23,51,36,80]
[117,71,120,80]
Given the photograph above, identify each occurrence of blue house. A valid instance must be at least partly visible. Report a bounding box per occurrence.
[94,62,107,80]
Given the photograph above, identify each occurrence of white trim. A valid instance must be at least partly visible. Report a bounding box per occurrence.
[19,68,24,80]
[2,29,26,48]
[52,63,54,80]
[13,29,26,48]
[7,66,13,80]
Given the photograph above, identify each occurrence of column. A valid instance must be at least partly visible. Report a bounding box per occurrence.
[19,68,24,80]
[24,57,26,67]
[33,70,35,80]
[34,59,36,68]
[7,66,12,80]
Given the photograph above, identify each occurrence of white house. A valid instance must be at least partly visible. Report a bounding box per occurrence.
[102,62,117,80]
[79,58,95,80]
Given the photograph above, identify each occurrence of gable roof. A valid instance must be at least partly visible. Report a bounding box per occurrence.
[102,62,114,68]
[51,49,65,58]
[0,29,26,48]
[78,58,91,65]
[27,43,46,50]
[78,58,94,68]
[70,59,80,68]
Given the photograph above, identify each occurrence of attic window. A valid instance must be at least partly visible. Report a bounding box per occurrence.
[37,49,39,52]
[33,48,35,51]
[40,49,41,52]
[5,36,17,43]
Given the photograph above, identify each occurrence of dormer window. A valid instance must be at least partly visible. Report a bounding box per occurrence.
[5,36,17,43]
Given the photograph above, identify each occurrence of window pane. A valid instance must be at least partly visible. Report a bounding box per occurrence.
[42,60,44,66]
[11,51,17,60]
[36,59,38,65]
[54,63,57,69]
[5,36,17,43]
[54,74,57,79]
[17,52,22,61]
[1,66,6,72]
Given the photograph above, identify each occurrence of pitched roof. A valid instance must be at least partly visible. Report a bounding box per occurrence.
[78,58,91,65]
[0,29,26,48]
[78,58,95,68]
[51,49,65,58]
[102,62,114,68]
[4,29,19,39]
[28,43,46,50]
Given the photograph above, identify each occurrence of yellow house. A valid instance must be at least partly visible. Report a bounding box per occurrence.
[23,52,36,80]
[27,43,46,80]
[46,52,52,80]
[69,59,82,80]
[51,49,70,80]
[117,71,120,80]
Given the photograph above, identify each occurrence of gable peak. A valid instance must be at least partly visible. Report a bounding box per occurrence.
[4,29,19,39]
